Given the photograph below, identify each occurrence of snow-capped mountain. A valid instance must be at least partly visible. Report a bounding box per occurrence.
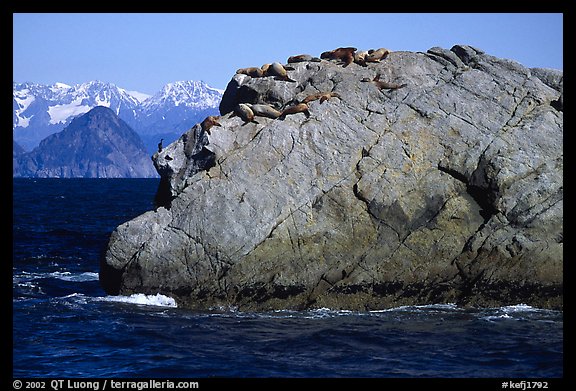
[135,81,224,152]
[13,81,142,151]
[14,106,158,178]
[13,80,223,153]
[140,80,223,112]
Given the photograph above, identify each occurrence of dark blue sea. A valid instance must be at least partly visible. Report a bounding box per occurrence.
[12,178,564,380]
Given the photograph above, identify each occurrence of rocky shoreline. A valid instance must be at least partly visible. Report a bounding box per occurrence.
[100,45,563,311]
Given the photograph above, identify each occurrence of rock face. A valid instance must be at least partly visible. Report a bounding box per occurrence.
[101,45,563,310]
[14,106,158,178]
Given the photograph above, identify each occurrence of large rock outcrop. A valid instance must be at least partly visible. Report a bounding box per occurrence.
[101,45,563,310]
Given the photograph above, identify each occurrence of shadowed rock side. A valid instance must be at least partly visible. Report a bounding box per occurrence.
[101,45,563,311]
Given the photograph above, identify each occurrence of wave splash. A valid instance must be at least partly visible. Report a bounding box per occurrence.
[97,293,177,308]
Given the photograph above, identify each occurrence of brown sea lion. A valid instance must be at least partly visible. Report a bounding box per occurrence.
[246,103,282,119]
[362,74,407,90]
[201,115,222,135]
[236,67,264,78]
[280,103,310,119]
[234,103,257,124]
[260,63,271,74]
[301,92,341,104]
[365,48,391,63]
[353,50,369,67]
[287,54,321,63]
[264,62,296,82]
[320,47,357,67]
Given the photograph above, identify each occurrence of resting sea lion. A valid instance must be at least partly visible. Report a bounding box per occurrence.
[362,74,407,90]
[320,47,357,67]
[301,92,341,104]
[287,54,321,63]
[280,103,310,119]
[234,103,257,124]
[264,62,296,82]
[365,48,390,63]
[261,63,271,74]
[353,50,369,67]
[246,103,282,119]
[236,67,264,78]
[201,115,222,135]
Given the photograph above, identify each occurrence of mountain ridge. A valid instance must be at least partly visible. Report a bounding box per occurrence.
[13,80,223,153]
[14,106,158,178]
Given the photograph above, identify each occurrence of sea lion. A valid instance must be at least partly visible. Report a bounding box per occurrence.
[320,47,357,67]
[265,62,297,82]
[236,67,264,78]
[353,50,369,67]
[362,74,407,90]
[246,103,282,119]
[301,91,341,104]
[234,103,258,124]
[280,103,310,119]
[201,115,222,135]
[287,54,321,63]
[365,48,390,63]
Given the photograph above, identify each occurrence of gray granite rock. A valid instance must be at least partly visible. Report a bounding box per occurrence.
[101,45,563,310]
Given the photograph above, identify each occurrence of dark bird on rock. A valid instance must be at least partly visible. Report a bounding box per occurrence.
[158,138,164,153]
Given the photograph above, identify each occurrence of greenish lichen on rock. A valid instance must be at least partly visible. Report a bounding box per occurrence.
[100,45,563,311]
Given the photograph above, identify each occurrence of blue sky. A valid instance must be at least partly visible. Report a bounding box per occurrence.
[13,13,563,94]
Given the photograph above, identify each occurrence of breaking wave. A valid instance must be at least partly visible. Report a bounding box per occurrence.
[97,293,178,308]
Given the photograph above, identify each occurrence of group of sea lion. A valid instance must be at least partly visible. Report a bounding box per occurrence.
[188,45,404,144]
[320,47,390,67]
[231,99,318,124]
[236,62,296,83]
[207,92,341,128]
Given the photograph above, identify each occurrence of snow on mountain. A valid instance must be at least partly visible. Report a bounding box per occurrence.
[13,80,223,152]
[47,99,91,125]
[13,81,142,150]
[14,106,158,178]
[134,80,223,153]
[126,90,152,103]
[141,80,223,111]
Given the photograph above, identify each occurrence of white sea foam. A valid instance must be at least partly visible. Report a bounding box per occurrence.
[98,293,177,308]
[480,314,513,322]
[370,303,459,313]
[501,304,539,313]
[13,271,99,283]
[310,307,355,317]
[49,271,99,282]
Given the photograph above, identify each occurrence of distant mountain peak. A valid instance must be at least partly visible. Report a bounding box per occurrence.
[13,79,223,152]
[14,106,157,178]
[126,90,152,103]
[142,80,222,110]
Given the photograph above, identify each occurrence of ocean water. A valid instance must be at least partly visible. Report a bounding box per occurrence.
[12,178,563,378]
